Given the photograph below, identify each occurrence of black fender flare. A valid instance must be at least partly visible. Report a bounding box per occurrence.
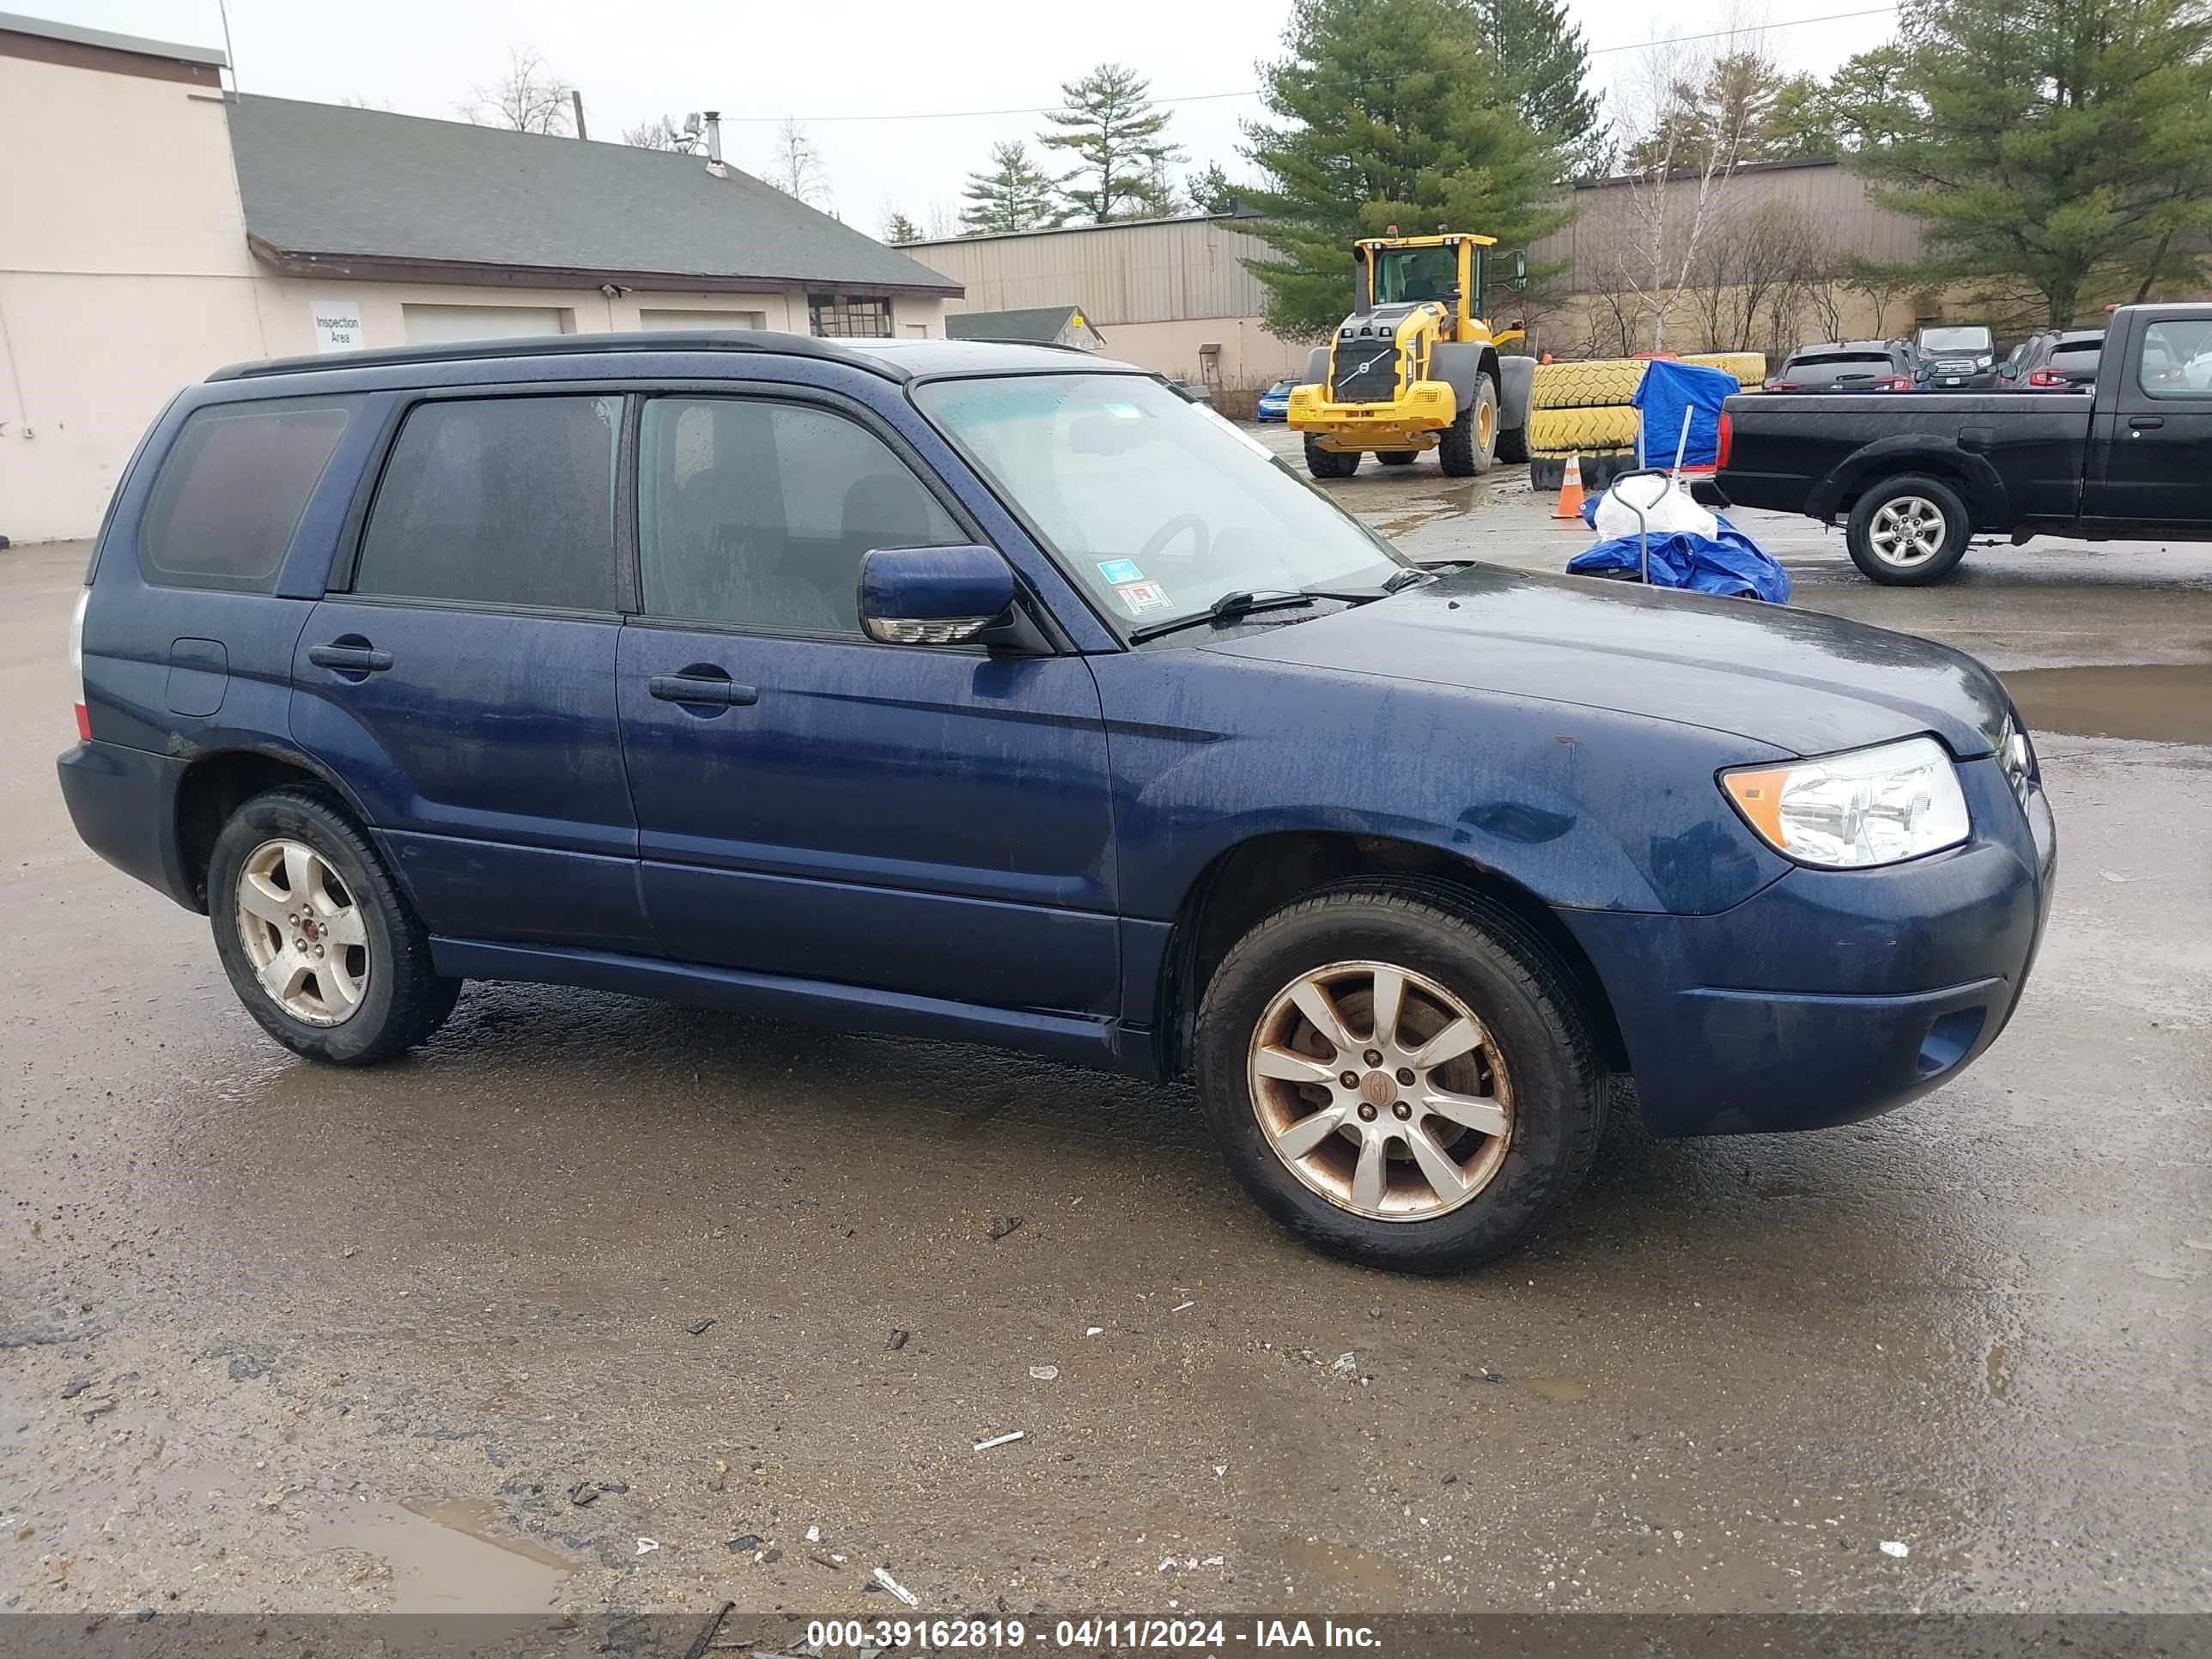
[1808,436,2013,526]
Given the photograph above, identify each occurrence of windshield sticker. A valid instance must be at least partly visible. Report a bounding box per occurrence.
[1097,558,1144,584]
[1114,580,1172,616]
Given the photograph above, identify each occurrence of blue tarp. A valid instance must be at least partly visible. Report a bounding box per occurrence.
[1567,494,1793,603]
[1632,359,1736,470]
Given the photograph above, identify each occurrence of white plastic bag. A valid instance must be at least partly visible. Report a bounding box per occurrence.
[1593,472,1717,542]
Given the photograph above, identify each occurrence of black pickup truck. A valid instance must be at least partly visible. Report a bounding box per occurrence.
[1714,301,2212,583]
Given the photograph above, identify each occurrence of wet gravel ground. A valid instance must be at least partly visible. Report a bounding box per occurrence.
[1,447,2206,1623]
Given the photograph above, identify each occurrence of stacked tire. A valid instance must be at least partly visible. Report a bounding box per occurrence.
[1526,357,1644,494]
[1682,351,1766,390]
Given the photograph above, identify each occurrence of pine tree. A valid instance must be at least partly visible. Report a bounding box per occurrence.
[1839,0,2212,321]
[882,209,923,245]
[1456,0,1604,173]
[1040,63,1186,223]
[1187,161,1244,215]
[1239,0,1571,338]
[959,142,1064,235]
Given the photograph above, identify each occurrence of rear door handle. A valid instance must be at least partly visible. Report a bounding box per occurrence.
[307,641,393,674]
[2129,415,2164,430]
[649,673,760,708]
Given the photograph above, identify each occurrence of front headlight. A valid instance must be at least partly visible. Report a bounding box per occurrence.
[1721,736,1970,869]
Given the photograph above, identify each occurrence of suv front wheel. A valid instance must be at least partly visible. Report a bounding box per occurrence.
[1194,880,1604,1272]
[208,787,459,1066]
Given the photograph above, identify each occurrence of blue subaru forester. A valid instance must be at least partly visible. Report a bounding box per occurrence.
[58,332,2057,1272]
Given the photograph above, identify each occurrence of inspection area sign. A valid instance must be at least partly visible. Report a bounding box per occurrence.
[309,297,363,353]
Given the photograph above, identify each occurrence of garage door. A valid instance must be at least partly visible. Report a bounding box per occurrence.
[400,305,570,344]
[639,307,769,331]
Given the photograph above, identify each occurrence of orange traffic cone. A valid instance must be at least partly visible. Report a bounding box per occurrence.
[1552,453,1586,521]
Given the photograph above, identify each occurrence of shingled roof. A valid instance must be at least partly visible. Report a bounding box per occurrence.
[227,94,961,296]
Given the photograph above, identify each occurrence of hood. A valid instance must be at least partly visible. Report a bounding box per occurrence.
[1202,565,2011,759]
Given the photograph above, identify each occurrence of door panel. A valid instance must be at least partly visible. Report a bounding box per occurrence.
[290,601,647,947]
[2084,318,2212,527]
[617,623,1117,1012]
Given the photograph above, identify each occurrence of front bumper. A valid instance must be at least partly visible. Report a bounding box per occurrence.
[1287,380,1457,450]
[57,739,200,911]
[1563,759,2057,1136]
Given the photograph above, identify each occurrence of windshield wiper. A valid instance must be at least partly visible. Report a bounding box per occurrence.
[1129,588,1314,643]
[1382,567,1432,592]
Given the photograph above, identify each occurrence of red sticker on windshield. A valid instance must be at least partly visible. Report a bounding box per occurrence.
[1114,580,1172,615]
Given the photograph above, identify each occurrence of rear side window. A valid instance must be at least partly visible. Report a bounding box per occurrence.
[2140,319,2212,397]
[352,396,621,611]
[138,398,356,590]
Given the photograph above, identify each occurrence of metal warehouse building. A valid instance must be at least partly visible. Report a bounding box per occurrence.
[908,216,1312,393]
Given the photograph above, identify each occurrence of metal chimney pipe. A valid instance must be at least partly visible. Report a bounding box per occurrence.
[570,88,587,140]
[702,111,722,164]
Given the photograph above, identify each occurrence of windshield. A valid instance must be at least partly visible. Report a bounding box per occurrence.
[915,373,1408,636]
[1919,327,1991,352]
[1373,246,1460,307]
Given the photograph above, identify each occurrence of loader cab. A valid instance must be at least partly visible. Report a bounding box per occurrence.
[1354,234,1494,343]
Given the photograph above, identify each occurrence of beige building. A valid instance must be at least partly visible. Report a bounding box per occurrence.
[911,217,1312,394]
[0,11,958,544]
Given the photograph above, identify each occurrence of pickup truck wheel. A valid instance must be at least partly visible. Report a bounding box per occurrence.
[1194,880,1603,1273]
[208,787,460,1066]
[1847,475,1971,584]
[1304,435,1361,479]
[1437,378,1500,477]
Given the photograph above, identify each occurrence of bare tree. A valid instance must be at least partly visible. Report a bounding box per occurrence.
[1611,27,1774,351]
[460,46,570,135]
[1687,199,1832,353]
[767,118,831,210]
[625,113,703,153]
[923,200,960,240]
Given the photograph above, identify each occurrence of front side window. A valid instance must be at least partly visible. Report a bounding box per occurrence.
[638,398,963,635]
[139,398,357,590]
[809,295,893,338]
[351,396,620,611]
[916,373,1406,636]
[2138,319,2212,397]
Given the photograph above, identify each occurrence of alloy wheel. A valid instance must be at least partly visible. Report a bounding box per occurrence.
[1867,495,1948,567]
[234,838,369,1025]
[1247,960,1513,1220]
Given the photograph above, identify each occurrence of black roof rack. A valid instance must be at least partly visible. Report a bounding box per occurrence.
[206,329,907,384]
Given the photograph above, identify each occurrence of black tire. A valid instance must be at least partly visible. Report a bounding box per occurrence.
[1496,423,1529,464]
[208,787,460,1066]
[1845,473,1972,585]
[1376,450,1419,467]
[1304,434,1361,479]
[1437,377,1500,477]
[1194,878,1605,1273]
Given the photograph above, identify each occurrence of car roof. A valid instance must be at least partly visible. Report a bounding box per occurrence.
[1791,340,1901,356]
[208,329,1149,386]
[2054,329,2106,343]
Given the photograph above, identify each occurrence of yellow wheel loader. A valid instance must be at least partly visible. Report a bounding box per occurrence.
[1287,231,1533,479]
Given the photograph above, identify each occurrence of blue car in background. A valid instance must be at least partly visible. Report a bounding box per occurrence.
[1255,377,1297,421]
[58,333,2055,1273]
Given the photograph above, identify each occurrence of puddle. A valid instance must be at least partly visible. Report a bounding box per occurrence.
[1522,1377,1591,1403]
[2000,663,2212,744]
[315,1495,575,1612]
[1984,1343,2010,1402]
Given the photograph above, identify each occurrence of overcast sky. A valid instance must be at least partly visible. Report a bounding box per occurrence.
[52,0,1896,238]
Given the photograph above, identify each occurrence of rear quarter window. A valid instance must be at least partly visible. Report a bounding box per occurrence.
[137,398,358,591]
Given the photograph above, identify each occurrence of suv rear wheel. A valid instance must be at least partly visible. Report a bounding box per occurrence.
[1194,880,1604,1272]
[1846,473,1971,584]
[208,787,459,1066]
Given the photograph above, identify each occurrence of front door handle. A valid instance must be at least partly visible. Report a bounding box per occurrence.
[2129,415,2164,430]
[307,640,393,675]
[649,669,761,708]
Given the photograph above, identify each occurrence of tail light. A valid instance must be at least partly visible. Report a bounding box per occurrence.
[1881,377,1915,392]
[2027,368,2065,386]
[1763,378,1800,392]
[69,586,90,741]
[1717,410,1732,469]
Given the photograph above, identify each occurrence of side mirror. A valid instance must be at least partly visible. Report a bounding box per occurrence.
[858,544,1017,646]
[1508,249,1528,292]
